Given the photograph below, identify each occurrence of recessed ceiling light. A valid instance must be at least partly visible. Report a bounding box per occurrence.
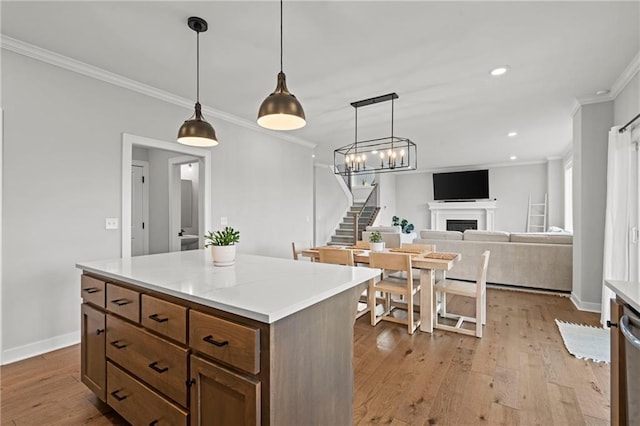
[510,155,517,160]
[507,131,518,137]
[311,154,315,158]
[595,89,610,96]
[490,66,510,76]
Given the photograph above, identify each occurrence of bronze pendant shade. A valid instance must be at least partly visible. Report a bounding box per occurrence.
[178,17,218,147]
[257,0,306,131]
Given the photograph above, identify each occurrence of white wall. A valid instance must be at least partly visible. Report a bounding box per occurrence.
[490,164,548,232]
[147,149,175,254]
[394,163,548,232]
[375,173,397,226]
[572,101,613,311]
[395,172,432,231]
[314,165,349,246]
[1,50,313,363]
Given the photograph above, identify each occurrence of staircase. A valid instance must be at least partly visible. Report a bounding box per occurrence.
[328,202,380,246]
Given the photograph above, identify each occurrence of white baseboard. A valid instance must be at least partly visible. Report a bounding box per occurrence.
[570,292,602,313]
[1,330,80,366]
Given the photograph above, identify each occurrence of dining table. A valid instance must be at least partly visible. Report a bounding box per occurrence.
[301,246,461,333]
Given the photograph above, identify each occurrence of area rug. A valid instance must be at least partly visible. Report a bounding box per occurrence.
[555,319,610,363]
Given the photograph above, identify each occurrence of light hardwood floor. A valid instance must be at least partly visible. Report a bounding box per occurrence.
[0,288,609,425]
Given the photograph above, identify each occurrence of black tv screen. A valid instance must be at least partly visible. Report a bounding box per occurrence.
[433,170,489,201]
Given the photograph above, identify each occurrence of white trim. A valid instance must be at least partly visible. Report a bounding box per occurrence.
[570,50,640,117]
[122,133,212,258]
[0,110,3,365]
[132,160,150,255]
[168,155,200,253]
[1,331,80,366]
[0,35,316,149]
[611,50,640,99]
[570,292,602,313]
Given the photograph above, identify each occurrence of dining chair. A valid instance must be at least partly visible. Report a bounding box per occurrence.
[318,248,369,318]
[291,241,312,261]
[433,250,490,338]
[352,240,371,249]
[368,252,420,334]
[318,247,355,266]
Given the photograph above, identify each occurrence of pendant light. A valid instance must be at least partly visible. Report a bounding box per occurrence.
[257,0,306,131]
[178,17,218,147]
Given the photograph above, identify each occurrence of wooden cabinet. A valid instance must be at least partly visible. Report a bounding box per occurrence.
[106,315,189,406]
[106,283,140,323]
[81,303,106,401]
[190,310,260,374]
[611,297,627,425]
[190,355,260,426]
[142,294,188,344]
[81,275,106,308]
[80,271,363,426]
[107,361,188,426]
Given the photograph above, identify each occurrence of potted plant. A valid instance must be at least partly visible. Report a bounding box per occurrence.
[369,231,385,252]
[204,226,240,266]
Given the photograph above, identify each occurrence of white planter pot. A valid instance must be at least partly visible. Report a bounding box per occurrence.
[369,242,385,252]
[210,245,237,266]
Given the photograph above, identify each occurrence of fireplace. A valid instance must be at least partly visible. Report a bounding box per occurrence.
[428,201,497,231]
[447,219,478,232]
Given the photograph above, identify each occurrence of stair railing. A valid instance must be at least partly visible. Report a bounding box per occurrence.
[353,183,379,243]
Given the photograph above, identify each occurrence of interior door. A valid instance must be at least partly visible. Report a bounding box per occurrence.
[131,165,146,256]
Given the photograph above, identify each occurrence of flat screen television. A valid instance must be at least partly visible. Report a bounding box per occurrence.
[433,169,489,201]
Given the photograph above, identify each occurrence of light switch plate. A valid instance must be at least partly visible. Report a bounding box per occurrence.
[106,218,119,230]
[220,216,228,226]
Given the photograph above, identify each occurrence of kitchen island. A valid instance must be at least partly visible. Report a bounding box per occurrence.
[605,280,640,426]
[77,250,380,426]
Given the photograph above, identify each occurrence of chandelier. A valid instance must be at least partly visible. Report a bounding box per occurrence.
[334,93,417,176]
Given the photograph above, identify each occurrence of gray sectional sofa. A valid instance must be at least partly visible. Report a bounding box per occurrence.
[414,229,573,292]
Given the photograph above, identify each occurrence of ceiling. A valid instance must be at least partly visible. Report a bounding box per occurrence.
[2,1,639,170]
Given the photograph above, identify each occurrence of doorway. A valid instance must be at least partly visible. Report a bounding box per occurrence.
[121,133,212,259]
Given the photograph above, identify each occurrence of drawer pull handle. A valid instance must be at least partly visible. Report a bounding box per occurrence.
[149,421,158,426]
[110,340,127,349]
[203,335,229,347]
[83,287,99,294]
[148,361,169,374]
[110,390,127,401]
[96,329,105,335]
[111,299,130,306]
[148,313,169,323]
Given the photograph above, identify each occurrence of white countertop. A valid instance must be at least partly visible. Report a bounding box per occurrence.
[77,250,379,324]
[606,280,640,313]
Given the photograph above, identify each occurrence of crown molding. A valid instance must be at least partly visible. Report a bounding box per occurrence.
[611,50,640,98]
[0,35,316,149]
[570,50,639,117]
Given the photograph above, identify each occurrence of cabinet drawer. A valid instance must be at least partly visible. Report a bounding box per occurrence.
[107,361,188,426]
[190,310,260,375]
[81,275,106,308]
[106,315,188,406]
[106,283,140,323]
[141,295,187,344]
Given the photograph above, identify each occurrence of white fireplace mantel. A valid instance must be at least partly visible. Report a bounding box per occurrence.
[428,201,497,231]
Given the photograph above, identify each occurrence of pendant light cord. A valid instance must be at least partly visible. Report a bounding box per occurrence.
[196,30,200,104]
[280,0,283,73]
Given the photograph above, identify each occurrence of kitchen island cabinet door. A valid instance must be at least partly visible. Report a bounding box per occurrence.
[189,355,260,426]
[81,303,106,401]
